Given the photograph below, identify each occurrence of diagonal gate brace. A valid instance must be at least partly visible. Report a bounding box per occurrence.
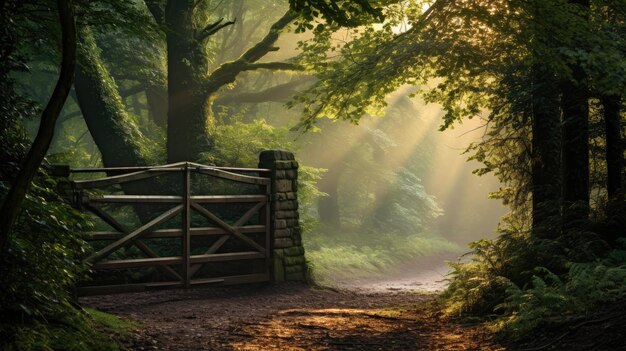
[85,204,183,264]
[188,201,266,277]
[85,204,183,281]
[190,202,265,253]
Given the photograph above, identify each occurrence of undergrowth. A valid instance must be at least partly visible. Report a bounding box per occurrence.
[443,232,626,342]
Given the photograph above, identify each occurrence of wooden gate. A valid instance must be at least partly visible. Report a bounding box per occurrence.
[66,162,271,296]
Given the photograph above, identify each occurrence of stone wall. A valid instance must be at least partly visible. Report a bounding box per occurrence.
[258,150,307,283]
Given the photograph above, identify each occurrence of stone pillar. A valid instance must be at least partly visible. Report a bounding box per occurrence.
[259,150,307,283]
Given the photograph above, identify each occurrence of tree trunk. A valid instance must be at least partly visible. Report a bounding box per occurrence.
[165,0,213,163]
[74,26,150,168]
[560,70,590,222]
[164,4,296,162]
[0,0,76,253]
[74,25,161,224]
[561,0,590,227]
[601,95,622,199]
[531,64,562,237]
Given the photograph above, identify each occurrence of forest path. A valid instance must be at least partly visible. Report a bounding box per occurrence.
[82,283,506,351]
[333,260,452,293]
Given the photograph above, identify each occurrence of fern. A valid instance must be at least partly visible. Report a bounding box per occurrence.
[445,244,626,341]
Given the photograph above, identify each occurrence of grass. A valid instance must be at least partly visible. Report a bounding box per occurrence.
[85,307,139,335]
[305,231,461,285]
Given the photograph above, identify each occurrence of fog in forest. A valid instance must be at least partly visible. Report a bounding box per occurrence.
[296,91,507,286]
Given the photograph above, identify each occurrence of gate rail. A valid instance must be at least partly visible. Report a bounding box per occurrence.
[64,162,272,296]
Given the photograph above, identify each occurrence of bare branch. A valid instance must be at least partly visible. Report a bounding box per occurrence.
[204,10,298,93]
[215,77,314,105]
[197,17,236,42]
[242,62,304,71]
[240,11,297,63]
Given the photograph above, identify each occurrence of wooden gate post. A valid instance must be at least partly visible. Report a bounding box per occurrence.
[182,162,191,287]
[259,150,307,283]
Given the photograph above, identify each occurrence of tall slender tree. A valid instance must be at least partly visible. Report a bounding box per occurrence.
[561,0,591,228]
[530,64,562,236]
[0,0,76,252]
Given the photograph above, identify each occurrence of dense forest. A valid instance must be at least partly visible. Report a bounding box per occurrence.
[1,0,624,350]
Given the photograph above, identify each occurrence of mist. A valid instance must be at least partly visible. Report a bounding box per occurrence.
[294,89,507,287]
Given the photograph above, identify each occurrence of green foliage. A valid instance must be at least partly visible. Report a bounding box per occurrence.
[292,0,625,213]
[493,247,626,340]
[1,307,133,351]
[290,2,411,129]
[289,1,625,342]
[289,0,384,32]
[297,164,327,233]
[84,307,138,334]
[205,119,292,167]
[370,167,443,235]
[443,233,626,341]
[1,0,91,325]
[443,235,525,317]
[201,118,327,232]
[0,173,91,320]
[0,5,121,345]
[306,233,459,285]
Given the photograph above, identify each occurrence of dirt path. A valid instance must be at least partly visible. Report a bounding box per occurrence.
[335,263,451,293]
[82,283,505,351]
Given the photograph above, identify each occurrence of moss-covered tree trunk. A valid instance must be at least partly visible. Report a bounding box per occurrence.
[74,26,150,168]
[74,26,160,224]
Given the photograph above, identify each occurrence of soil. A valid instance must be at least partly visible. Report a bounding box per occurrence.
[81,283,506,351]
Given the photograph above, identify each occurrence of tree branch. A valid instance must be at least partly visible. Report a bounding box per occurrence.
[215,77,313,105]
[240,11,297,63]
[242,61,304,71]
[204,10,298,93]
[192,0,203,9]
[197,17,236,42]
